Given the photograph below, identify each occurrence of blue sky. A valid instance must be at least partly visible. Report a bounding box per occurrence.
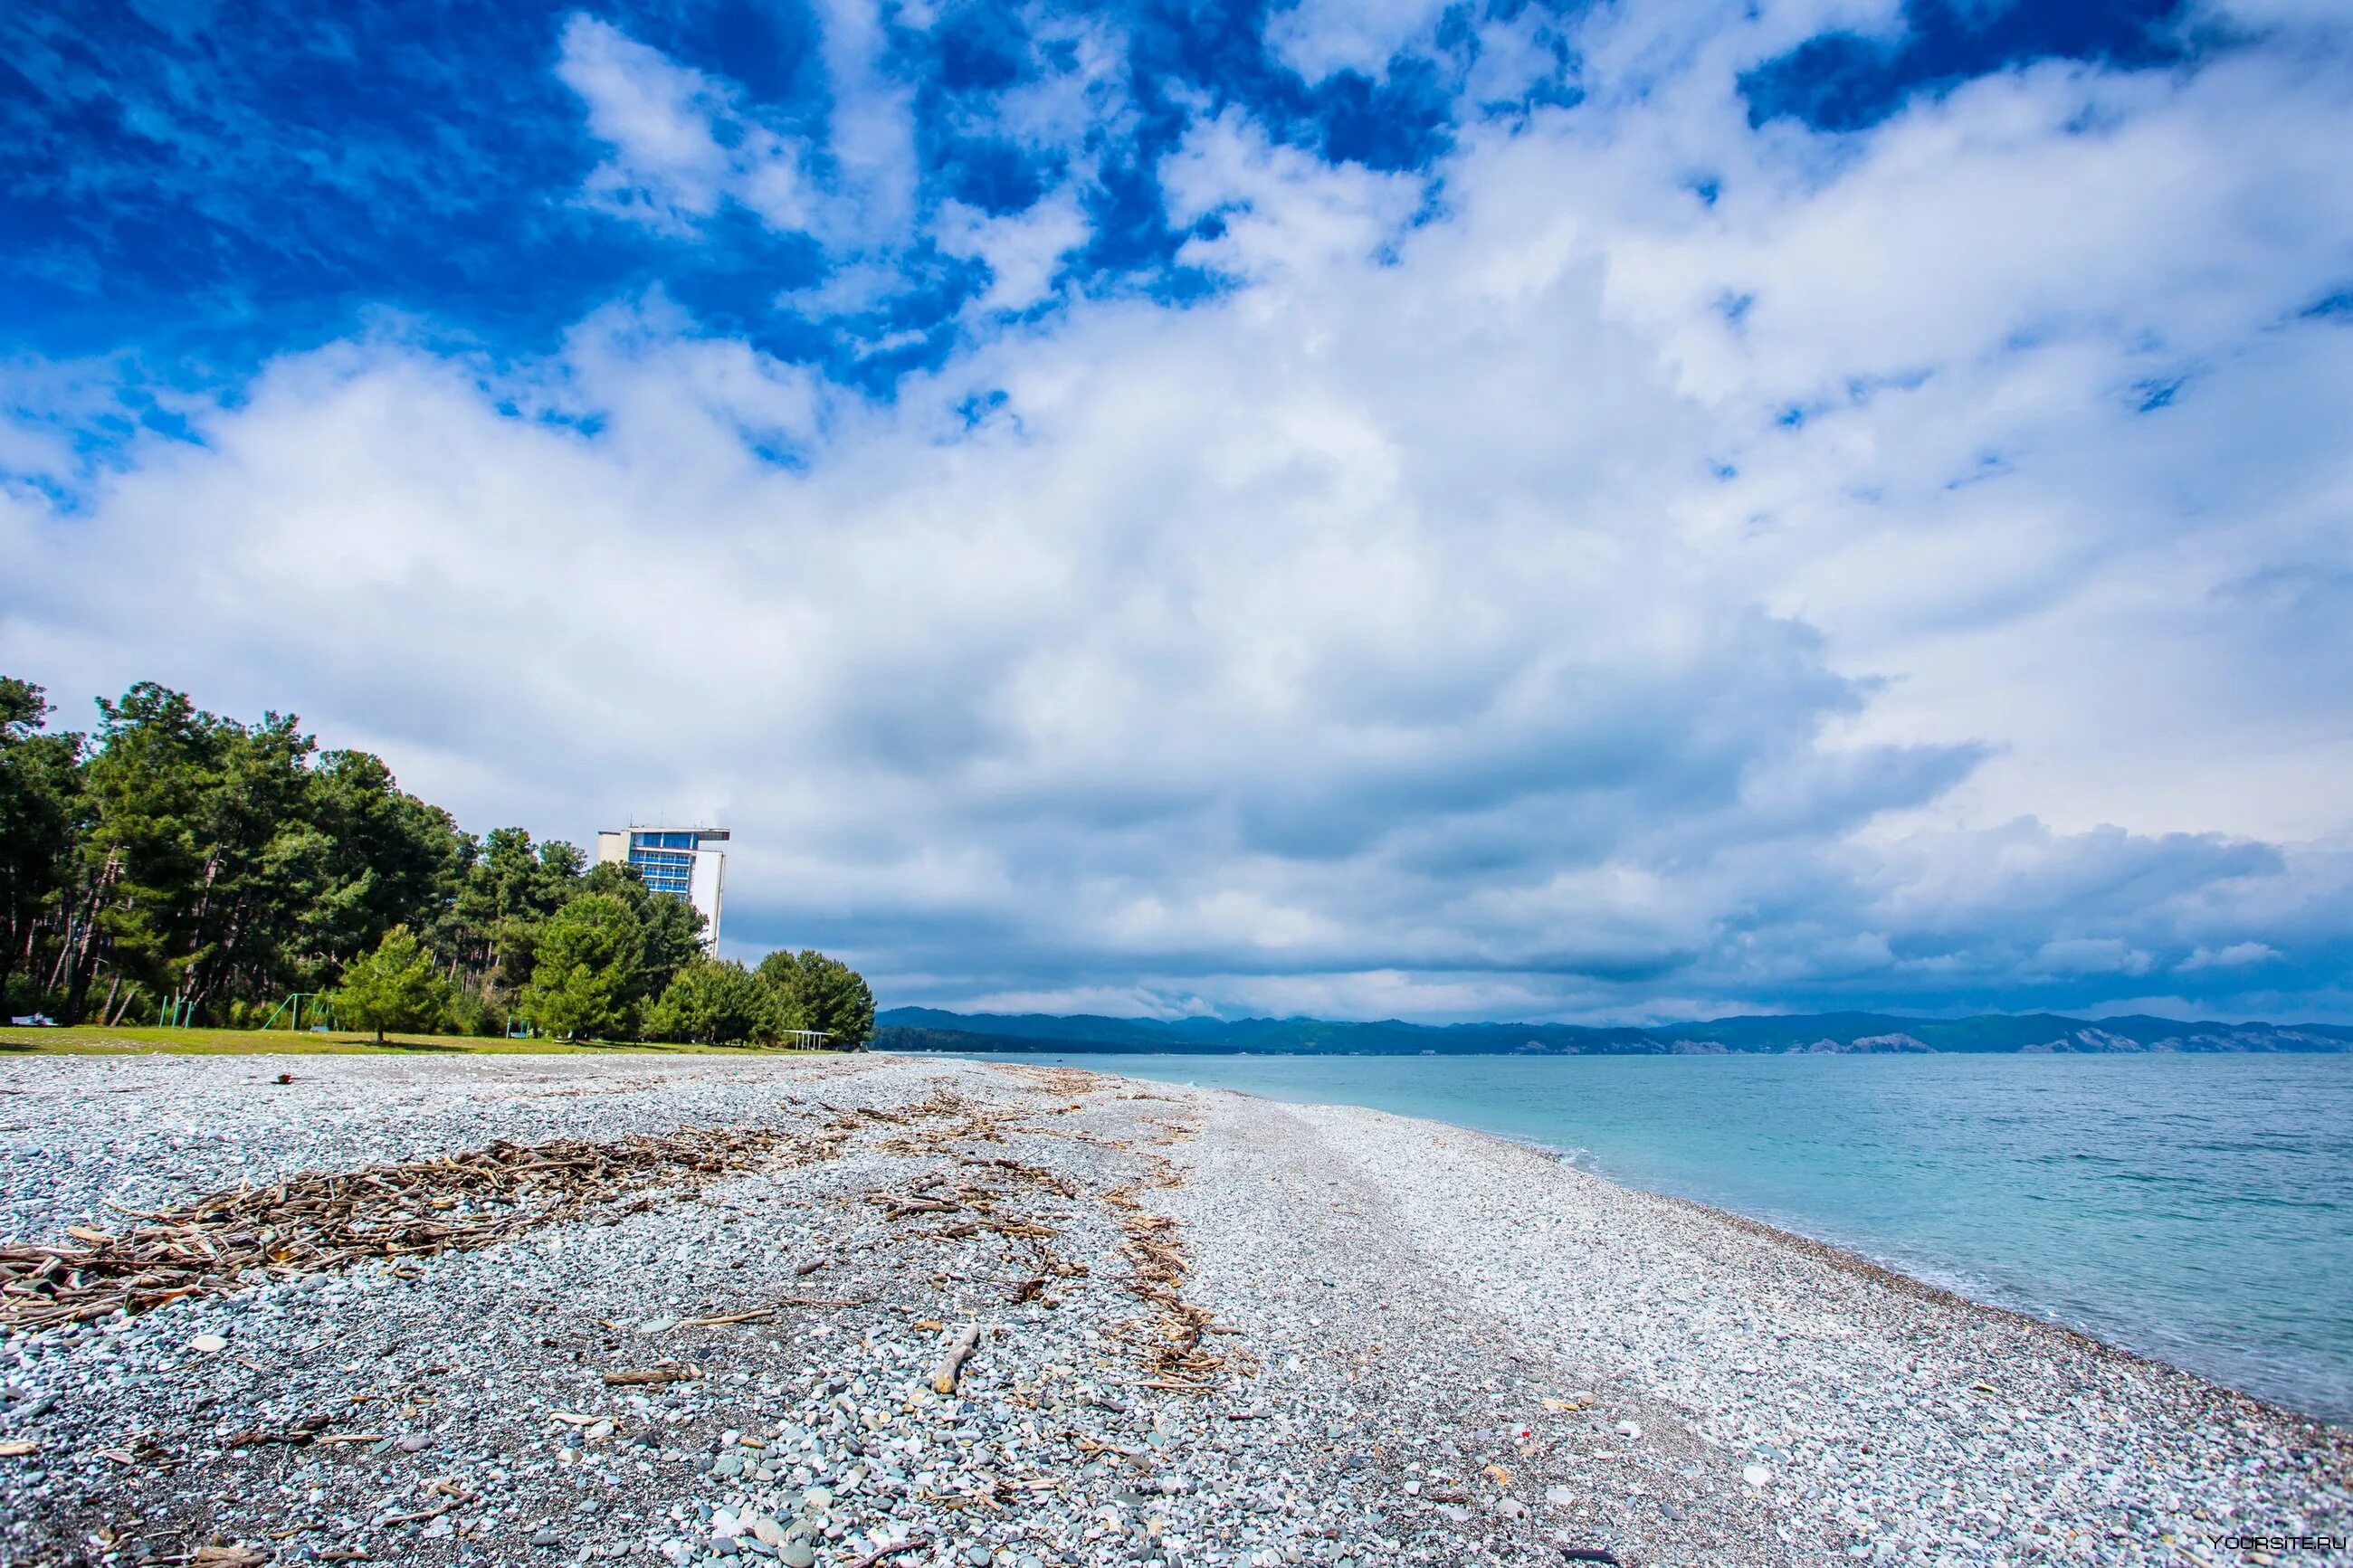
[5,0,2351,1022]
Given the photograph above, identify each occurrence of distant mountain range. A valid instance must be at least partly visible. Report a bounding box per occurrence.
[875,1007,2353,1056]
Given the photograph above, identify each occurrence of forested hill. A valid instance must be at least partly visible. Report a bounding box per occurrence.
[875,1008,2353,1056]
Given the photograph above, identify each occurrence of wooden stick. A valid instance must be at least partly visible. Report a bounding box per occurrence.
[931,1324,983,1395]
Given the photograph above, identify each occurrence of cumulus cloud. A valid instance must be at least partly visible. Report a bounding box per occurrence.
[1263,0,1453,83]
[5,0,2352,1022]
[2178,942,2282,972]
[1162,110,1428,283]
[933,192,1091,313]
[557,14,816,234]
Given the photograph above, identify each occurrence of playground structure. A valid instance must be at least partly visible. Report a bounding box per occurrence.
[255,993,337,1032]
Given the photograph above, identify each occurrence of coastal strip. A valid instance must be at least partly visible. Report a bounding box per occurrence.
[0,1052,2345,1567]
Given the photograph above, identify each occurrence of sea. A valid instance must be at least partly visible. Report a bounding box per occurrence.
[955,1050,2353,1422]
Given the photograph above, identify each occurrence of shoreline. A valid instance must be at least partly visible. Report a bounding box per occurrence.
[1297,1096,2344,1438]
[971,1049,2353,1431]
[1,1051,2346,1566]
[1392,1103,2345,1440]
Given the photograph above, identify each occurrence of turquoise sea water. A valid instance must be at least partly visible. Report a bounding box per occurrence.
[950,1050,2353,1421]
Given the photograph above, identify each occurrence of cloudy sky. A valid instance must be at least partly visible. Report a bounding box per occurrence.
[4,0,2349,1023]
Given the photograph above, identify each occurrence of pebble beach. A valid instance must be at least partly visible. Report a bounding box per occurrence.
[0,1051,2345,1568]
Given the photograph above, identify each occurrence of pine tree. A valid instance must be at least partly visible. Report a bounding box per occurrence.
[519,893,643,1041]
[645,958,777,1046]
[753,949,876,1047]
[333,926,452,1043]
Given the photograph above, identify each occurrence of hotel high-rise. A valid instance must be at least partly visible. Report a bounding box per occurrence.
[594,825,729,949]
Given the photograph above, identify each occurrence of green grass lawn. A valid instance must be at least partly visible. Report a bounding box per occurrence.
[0,1024,842,1057]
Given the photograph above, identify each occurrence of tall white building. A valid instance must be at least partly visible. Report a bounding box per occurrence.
[595,826,728,950]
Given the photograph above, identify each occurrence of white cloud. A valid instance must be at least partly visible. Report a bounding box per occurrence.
[2030,937,2158,977]
[2178,941,2282,972]
[1162,110,1427,284]
[934,192,1091,313]
[555,14,815,234]
[1263,0,1453,82]
[811,0,919,240]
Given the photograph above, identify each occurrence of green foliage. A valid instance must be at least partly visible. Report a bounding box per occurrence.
[579,860,706,1002]
[332,926,453,1042]
[0,678,86,1010]
[445,983,504,1040]
[451,828,587,1009]
[645,958,777,1046]
[300,749,468,971]
[519,893,643,1041]
[754,949,876,1046]
[78,684,312,1013]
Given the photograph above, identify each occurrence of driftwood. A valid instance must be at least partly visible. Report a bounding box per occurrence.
[0,1126,810,1331]
[602,1364,700,1387]
[931,1324,983,1395]
[1099,1160,1243,1390]
[869,1190,961,1220]
[842,1537,930,1568]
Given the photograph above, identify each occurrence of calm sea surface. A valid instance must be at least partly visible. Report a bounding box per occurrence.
[942,1050,2353,1421]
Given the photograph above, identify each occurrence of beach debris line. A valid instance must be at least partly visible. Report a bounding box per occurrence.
[0,1123,845,1330]
[1101,1152,1250,1392]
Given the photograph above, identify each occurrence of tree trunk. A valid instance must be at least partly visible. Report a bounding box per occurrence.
[45,917,76,992]
[57,851,120,1020]
[62,915,101,1023]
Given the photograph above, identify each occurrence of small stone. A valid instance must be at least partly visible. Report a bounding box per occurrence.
[585,1421,614,1441]
[187,1334,228,1354]
[1615,1421,1640,1439]
[776,1545,815,1568]
[531,1528,565,1547]
[1742,1464,1772,1488]
[966,1547,993,1567]
[397,1434,431,1452]
[1545,1486,1576,1509]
